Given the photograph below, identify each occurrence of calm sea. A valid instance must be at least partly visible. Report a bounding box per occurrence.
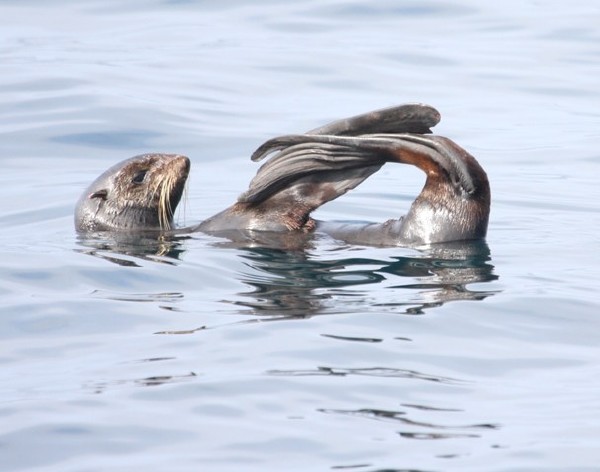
[1,1,599,471]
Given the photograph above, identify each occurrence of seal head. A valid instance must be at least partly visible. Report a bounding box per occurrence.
[75,153,190,232]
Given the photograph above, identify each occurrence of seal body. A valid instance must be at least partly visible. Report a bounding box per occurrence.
[75,153,189,232]
[74,104,490,247]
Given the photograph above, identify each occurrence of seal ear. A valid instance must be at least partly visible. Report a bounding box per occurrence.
[89,189,108,200]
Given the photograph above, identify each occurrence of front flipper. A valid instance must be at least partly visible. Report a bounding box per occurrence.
[198,143,385,233]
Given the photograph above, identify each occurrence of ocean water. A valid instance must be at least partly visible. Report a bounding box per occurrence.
[1,1,599,471]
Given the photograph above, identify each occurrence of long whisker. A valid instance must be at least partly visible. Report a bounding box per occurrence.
[180,179,188,226]
[159,174,168,230]
[158,172,175,230]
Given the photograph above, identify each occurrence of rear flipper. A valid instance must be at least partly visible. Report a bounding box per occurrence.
[199,104,442,234]
[307,103,440,136]
[248,133,490,245]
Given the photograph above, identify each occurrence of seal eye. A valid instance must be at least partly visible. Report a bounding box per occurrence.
[132,169,148,185]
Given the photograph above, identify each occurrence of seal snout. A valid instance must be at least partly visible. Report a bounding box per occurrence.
[167,154,190,175]
[151,154,191,231]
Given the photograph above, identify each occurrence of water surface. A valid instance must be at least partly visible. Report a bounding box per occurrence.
[1,1,599,471]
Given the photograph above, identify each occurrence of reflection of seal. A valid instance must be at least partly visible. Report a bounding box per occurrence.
[75,153,189,232]
[75,104,490,246]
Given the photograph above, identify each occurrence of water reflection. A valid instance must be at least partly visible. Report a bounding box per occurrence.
[75,233,188,267]
[76,232,498,319]
[86,371,198,394]
[267,366,463,384]
[235,239,498,318]
[318,406,498,440]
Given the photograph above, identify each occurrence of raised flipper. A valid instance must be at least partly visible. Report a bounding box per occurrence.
[248,133,490,244]
[307,103,440,136]
[238,142,385,205]
[198,104,441,235]
[197,145,385,233]
[250,133,485,197]
[238,104,441,206]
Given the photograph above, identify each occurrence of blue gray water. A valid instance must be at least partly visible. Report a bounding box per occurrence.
[1,1,599,471]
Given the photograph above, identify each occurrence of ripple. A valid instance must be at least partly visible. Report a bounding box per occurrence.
[84,371,198,394]
[2,1,599,471]
[90,290,184,303]
[267,366,464,384]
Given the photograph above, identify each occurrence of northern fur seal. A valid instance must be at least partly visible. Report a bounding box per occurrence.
[75,153,190,232]
[75,104,490,246]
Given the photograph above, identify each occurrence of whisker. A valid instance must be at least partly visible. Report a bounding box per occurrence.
[158,173,175,230]
[180,180,189,226]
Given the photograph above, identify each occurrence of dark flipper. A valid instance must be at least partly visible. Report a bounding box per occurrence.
[238,142,385,205]
[246,133,490,244]
[198,149,384,233]
[307,103,440,136]
[239,104,441,206]
[200,105,445,235]
[250,133,484,197]
[199,144,386,233]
